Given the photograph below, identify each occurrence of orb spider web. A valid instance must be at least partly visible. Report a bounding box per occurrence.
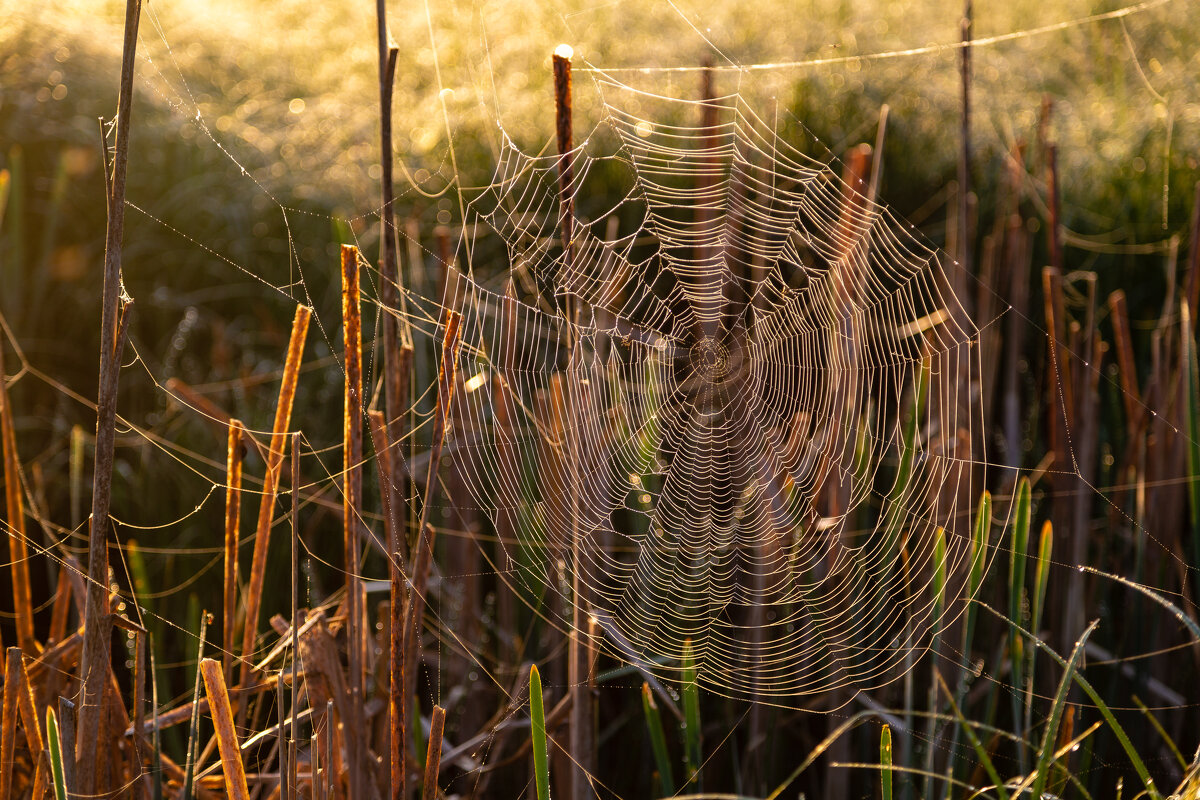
[410,77,991,705]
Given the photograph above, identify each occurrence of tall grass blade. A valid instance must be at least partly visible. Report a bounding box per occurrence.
[962,491,991,658]
[1026,518,1053,737]
[529,664,550,800]
[980,603,1161,799]
[681,637,702,789]
[935,671,1004,793]
[880,724,893,800]
[1025,620,1096,800]
[1079,565,1200,641]
[1029,520,1052,642]
[642,682,675,797]
[1008,476,1030,770]
[1133,695,1187,770]
[945,492,990,795]
[1182,300,1200,600]
[46,708,67,800]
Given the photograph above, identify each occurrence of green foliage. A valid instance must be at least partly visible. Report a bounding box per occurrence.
[879,724,893,800]
[681,638,703,790]
[529,664,550,800]
[46,707,68,800]
[642,682,675,797]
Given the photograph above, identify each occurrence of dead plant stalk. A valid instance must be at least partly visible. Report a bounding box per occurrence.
[78,0,141,792]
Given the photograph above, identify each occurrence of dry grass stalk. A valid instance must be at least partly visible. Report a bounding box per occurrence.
[288,429,300,800]
[15,654,42,788]
[166,377,233,428]
[341,243,367,799]
[1186,182,1200,317]
[57,698,77,795]
[1108,291,1142,432]
[2,648,20,800]
[375,6,410,633]
[0,342,37,655]
[402,309,462,796]
[199,658,251,800]
[126,671,283,744]
[958,0,973,277]
[239,303,311,696]
[109,615,148,795]
[421,705,446,800]
[132,625,150,797]
[552,45,596,800]
[48,568,73,647]
[1068,275,1100,648]
[79,0,142,790]
[368,407,406,800]
[1045,141,1062,271]
[224,419,245,685]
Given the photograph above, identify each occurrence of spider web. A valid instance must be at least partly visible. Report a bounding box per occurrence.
[422,78,993,703]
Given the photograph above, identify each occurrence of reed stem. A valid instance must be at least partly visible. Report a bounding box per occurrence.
[79,1,142,790]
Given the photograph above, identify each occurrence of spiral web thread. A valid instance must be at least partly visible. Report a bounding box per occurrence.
[417,78,991,703]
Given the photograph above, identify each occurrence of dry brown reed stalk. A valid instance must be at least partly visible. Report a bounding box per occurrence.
[126,671,283,741]
[0,342,36,656]
[1109,291,1141,433]
[200,658,251,800]
[110,615,149,795]
[1069,276,1100,645]
[1003,211,1030,469]
[436,232,483,718]
[421,705,446,800]
[47,568,74,647]
[369,406,407,800]
[1042,97,1062,272]
[15,653,44,798]
[310,730,323,800]
[79,0,142,791]
[402,309,462,796]
[375,5,410,617]
[341,243,368,800]
[56,698,76,794]
[552,45,596,800]
[2,648,20,800]
[224,420,245,685]
[238,303,311,700]
[166,377,233,428]
[288,429,300,800]
[958,0,973,278]
[277,671,288,800]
